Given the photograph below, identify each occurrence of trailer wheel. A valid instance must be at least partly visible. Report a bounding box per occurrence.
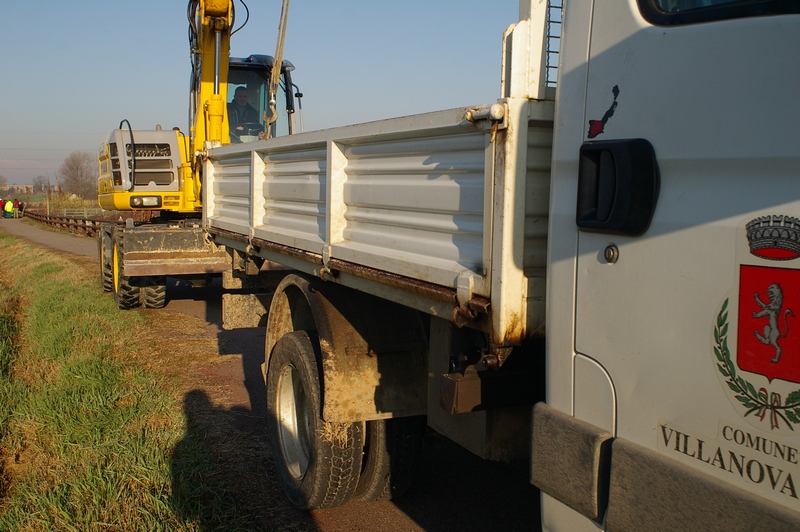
[266,331,364,509]
[112,237,141,310]
[99,230,113,292]
[142,277,167,309]
[353,416,426,502]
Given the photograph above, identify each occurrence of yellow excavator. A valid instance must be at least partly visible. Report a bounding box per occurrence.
[97,0,296,309]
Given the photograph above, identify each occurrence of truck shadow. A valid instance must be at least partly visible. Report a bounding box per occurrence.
[392,434,541,532]
[170,390,540,531]
[162,277,268,415]
[166,280,542,531]
[171,390,541,531]
[170,389,317,531]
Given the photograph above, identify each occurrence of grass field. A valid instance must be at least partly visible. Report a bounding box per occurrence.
[0,233,258,531]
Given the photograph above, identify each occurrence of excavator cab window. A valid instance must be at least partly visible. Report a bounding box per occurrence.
[227,55,294,142]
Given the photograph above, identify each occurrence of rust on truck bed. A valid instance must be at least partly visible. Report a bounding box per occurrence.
[207,227,324,266]
[327,258,460,305]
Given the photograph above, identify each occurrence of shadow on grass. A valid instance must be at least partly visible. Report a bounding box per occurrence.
[171,389,317,531]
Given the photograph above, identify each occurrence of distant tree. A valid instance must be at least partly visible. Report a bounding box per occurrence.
[58,151,97,200]
[32,175,47,193]
[0,174,7,187]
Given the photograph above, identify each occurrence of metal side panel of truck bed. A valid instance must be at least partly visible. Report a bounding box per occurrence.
[204,100,554,346]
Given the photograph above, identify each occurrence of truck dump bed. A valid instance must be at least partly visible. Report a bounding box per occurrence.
[204,100,554,346]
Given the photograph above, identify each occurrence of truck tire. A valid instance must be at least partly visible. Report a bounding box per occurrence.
[353,415,426,502]
[266,331,364,509]
[99,230,113,292]
[112,236,141,310]
[141,276,167,309]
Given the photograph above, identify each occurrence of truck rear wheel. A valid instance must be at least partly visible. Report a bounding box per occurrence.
[141,276,167,309]
[353,416,426,502]
[112,237,141,310]
[266,331,364,509]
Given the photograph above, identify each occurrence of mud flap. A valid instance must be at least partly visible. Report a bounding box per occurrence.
[530,402,613,522]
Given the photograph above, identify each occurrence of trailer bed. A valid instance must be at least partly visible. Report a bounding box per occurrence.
[204,100,554,345]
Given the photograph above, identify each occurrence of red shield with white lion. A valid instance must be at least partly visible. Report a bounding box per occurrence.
[713,215,800,432]
[737,265,800,383]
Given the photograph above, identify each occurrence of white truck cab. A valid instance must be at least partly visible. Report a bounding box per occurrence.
[541,0,800,529]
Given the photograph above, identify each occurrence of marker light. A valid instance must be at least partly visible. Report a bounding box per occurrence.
[130,196,162,208]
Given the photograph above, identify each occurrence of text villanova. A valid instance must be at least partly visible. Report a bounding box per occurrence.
[661,423,798,500]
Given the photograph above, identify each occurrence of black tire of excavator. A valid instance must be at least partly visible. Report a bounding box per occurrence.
[99,230,113,293]
[112,234,141,310]
[141,277,167,309]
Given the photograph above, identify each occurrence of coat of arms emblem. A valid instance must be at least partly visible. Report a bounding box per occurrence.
[714,215,800,431]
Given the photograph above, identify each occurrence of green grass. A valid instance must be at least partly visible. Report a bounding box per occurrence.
[0,233,258,531]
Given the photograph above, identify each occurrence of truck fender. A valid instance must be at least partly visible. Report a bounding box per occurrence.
[265,273,428,423]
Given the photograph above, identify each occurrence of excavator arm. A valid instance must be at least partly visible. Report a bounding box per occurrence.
[188,0,234,152]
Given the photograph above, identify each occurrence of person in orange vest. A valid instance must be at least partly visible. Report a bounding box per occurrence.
[12,199,19,219]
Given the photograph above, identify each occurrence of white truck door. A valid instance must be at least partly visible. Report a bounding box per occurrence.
[572,0,800,524]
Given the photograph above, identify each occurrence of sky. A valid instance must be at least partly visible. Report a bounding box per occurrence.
[0,0,520,185]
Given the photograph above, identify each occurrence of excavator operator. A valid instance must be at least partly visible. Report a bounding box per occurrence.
[227,86,262,142]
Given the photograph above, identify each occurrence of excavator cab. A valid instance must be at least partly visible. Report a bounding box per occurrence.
[227,55,296,141]
[97,54,298,213]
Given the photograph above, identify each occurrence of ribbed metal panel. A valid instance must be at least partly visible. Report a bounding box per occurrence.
[208,152,252,234]
[207,106,553,297]
[332,131,488,289]
[257,145,327,253]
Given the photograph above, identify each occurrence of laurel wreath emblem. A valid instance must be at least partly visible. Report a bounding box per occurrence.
[715,298,800,430]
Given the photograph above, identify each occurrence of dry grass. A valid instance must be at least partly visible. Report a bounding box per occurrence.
[0,231,263,531]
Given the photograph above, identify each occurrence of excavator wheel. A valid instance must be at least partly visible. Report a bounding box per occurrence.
[142,276,167,309]
[266,331,364,509]
[99,228,113,292]
[112,234,141,310]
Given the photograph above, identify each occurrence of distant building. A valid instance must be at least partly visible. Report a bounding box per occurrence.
[0,185,33,195]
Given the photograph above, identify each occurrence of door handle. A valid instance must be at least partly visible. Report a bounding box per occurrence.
[576,138,659,236]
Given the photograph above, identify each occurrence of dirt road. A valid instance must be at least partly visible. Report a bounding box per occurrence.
[1,218,541,531]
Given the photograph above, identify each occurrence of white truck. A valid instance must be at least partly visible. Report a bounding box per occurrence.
[199,0,800,528]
